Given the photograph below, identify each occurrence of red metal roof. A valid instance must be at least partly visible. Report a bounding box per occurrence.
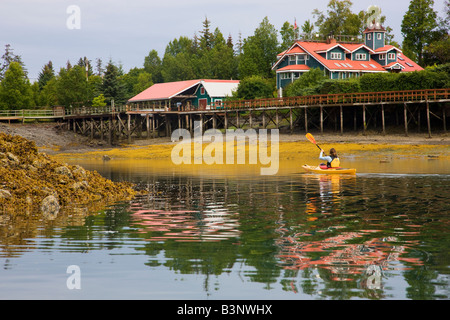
[128,79,200,102]
[363,25,386,33]
[298,41,386,72]
[274,40,423,73]
[277,64,310,72]
[128,79,239,102]
[286,46,306,54]
[374,45,401,53]
[384,62,405,70]
[396,54,424,72]
[342,43,375,54]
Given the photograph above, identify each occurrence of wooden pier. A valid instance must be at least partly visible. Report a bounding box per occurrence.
[1,89,449,144]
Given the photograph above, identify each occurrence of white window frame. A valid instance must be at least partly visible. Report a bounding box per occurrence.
[388,52,395,60]
[379,53,385,60]
[367,33,372,41]
[288,54,309,64]
[297,54,307,62]
[355,53,367,60]
[330,52,342,60]
[377,33,382,40]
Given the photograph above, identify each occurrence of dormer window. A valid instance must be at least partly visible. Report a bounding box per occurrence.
[355,53,367,60]
[379,53,386,60]
[388,53,395,60]
[288,54,308,64]
[330,52,342,60]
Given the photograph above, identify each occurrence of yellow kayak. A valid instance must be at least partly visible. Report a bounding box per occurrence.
[302,164,356,175]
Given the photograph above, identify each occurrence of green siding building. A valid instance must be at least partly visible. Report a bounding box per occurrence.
[128,79,240,110]
[273,25,424,91]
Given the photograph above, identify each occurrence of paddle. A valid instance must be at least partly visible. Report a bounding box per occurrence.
[305,133,323,151]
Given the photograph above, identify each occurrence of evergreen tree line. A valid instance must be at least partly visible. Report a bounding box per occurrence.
[0,0,448,110]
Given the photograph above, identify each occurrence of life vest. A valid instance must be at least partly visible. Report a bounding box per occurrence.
[328,156,340,168]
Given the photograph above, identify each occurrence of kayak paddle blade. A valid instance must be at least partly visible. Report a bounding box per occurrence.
[305,133,316,145]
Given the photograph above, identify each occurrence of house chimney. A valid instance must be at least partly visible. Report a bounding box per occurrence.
[327,36,336,44]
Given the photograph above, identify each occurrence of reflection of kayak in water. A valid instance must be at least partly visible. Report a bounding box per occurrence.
[302,164,356,175]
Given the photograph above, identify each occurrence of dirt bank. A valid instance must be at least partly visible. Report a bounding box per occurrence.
[0,122,110,154]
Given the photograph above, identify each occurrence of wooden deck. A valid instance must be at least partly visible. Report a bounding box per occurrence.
[1,89,449,144]
[220,88,450,109]
[127,88,450,113]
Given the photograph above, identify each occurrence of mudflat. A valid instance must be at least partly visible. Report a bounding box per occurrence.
[1,122,449,159]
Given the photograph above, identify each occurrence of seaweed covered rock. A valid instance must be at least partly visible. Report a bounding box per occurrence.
[0,132,136,216]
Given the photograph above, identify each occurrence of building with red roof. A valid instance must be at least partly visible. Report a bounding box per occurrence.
[128,79,239,111]
[273,25,423,90]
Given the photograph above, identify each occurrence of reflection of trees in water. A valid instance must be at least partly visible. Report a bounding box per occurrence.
[0,200,130,260]
[128,173,447,298]
[0,171,448,298]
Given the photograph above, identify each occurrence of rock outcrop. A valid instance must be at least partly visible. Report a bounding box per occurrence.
[0,132,136,217]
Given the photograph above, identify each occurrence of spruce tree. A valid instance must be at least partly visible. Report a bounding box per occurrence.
[102,61,126,105]
[0,44,26,80]
[199,17,213,51]
[37,61,55,90]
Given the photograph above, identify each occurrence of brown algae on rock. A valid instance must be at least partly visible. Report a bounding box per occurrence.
[0,132,136,216]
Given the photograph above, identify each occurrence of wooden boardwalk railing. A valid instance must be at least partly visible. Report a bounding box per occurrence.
[0,109,60,118]
[0,105,128,120]
[220,88,450,110]
[1,89,449,120]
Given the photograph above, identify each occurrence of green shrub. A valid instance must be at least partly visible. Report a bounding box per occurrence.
[284,64,449,97]
[359,68,449,92]
[285,68,326,97]
[359,73,399,92]
[235,75,275,100]
[317,78,361,94]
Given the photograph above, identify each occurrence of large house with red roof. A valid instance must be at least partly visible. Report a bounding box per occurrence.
[273,25,423,90]
[128,79,239,111]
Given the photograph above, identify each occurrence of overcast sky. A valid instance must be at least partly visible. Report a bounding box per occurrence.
[0,0,447,81]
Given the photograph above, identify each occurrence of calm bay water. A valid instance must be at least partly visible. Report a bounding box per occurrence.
[0,158,449,300]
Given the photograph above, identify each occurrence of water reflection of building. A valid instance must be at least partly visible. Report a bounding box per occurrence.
[129,177,240,242]
[275,174,423,294]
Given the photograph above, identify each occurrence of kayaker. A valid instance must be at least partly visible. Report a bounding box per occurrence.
[319,148,340,168]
